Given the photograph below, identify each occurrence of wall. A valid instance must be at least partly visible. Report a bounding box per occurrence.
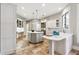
[0,3,16,54]
[69,4,77,45]
[61,4,78,45]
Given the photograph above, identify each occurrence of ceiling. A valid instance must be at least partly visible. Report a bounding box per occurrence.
[16,3,68,20]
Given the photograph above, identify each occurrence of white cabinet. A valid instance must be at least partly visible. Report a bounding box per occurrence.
[0,4,16,54]
[28,32,43,43]
[32,19,41,31]
[55,33,73,55]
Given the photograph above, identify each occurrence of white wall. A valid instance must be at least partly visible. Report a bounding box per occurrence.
[77,4,79,45]
[61,4,78,45]
[65,4,79,45]
[69,4,77,45]
[0,3,16,54]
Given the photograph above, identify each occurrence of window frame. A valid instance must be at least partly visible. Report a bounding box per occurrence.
[62,11,70,29]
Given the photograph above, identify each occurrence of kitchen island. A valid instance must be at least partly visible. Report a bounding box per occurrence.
[28,31,43,43]
[42,32,73,55]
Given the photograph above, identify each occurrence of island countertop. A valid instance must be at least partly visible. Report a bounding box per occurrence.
[28,31,43,33]
[42,32,73,55]
[42,32,73,41]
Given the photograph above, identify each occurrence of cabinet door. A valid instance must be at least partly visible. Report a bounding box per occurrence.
[1,4,16,54]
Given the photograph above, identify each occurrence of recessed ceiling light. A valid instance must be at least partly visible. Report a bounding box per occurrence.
[21,6,24,10]
[42,3,46,7]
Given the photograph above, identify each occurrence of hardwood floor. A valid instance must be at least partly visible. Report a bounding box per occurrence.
[16,37,49,55]
[16,36,79,55]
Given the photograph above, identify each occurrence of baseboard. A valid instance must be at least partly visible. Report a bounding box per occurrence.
[0,49,16,55]
[54,51,62,55]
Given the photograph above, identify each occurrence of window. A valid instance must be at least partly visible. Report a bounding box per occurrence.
[66,12,70,29]
[62,12,70,29]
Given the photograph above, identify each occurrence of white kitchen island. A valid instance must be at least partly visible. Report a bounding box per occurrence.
[42,32,73,55]
[28,31,43,43]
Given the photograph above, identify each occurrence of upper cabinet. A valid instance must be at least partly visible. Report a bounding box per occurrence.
[56,20,60,27]
[17,18,23,28]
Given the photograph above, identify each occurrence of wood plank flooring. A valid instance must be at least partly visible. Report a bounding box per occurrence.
[16,36,79,55]
[16,37,49,55]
